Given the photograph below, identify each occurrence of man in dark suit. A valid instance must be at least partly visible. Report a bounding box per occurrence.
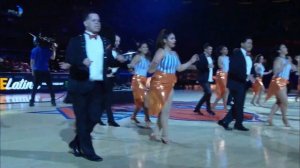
[65,11,124,161]
[97,29,121,127]
[193,43,215,116]
[218,37,254,131]
[98,34,128,127]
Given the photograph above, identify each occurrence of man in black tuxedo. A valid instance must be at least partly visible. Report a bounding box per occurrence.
[98,34,123,127]
[193,43,216,116]
[218,37,254,131]
[66,11,124,161]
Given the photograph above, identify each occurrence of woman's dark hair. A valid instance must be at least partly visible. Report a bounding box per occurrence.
[136,41,152,61]
[273,43,286,55]
[217,45,227,55]
[156,29,174,49]
[276,44,286,51]
[254,54,263,63]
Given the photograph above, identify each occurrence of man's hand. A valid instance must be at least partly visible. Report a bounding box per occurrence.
[59,62,71,70]
[52,43,58,48]
[116,55,126,63]
[83,58,93,67]
[189,54,199,64]
[249,75,255,83]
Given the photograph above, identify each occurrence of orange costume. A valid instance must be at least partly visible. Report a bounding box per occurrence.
[148,71,177,116]
[131,75,148,109]
[214,70,228,98]
[265,77,289,101]
[252,77,264,95]
[147,50,181,117]
[266,57,292,101]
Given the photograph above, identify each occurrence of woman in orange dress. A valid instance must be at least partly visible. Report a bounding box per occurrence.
[147,29,198,144]
[250,55,272,106]
[212,45,230,111]
[128,42,152,126]
[266,44,296,127]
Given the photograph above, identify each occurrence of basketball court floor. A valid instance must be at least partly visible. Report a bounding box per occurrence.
[0,90,299,168]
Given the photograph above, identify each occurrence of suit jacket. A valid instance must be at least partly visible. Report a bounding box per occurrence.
[227,49,255,87]
[195,53,210,83]
[66,34,122,93]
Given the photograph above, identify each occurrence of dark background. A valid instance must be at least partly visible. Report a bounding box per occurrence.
[1,0,300,66]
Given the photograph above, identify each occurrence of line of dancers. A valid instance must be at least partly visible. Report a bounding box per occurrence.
[60,11,299,162]
[128,39,299,132]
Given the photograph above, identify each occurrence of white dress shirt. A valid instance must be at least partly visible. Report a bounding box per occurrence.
[206,55,213,82]
[84,31,104,81]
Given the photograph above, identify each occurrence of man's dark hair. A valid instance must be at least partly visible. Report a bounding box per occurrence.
[37,38,52,48]
[82,10,99,21]
[241,36,252,43]
[203,43,212,50]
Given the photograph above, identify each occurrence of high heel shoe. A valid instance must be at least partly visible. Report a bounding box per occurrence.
[131,117,140,124]
[266,119,273,126]
[149,133,159,141]
[282,118,290,127]
[145,118,152,123]
[161,137,169,144]
[250,101,256,106]
[145,119,152,128]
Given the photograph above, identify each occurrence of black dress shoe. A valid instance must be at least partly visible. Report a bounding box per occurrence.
[83,154,103,162]
[108,121,120,127]
[218,120,232,130]
[51,100,56,106]
[234,125,249,131]
[193,109,204,115]
[98,120,106,126]
[207,110,216,116]
[29,101,34,107]
[63,95,73,104]
[69,144,82,157]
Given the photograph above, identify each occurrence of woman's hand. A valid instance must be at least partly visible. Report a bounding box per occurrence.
[189,54,199,64]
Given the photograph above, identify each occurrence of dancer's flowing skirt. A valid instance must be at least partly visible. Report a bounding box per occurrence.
[147,71,177,116]
[265,77,288,101]
[252,77,264,95]
[131,75,148,109]
[214,70,227,98]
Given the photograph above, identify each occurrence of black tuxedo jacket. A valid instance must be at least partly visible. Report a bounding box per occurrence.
[227,49,255,86]
[195,53,210,83]
[66,34,122,93]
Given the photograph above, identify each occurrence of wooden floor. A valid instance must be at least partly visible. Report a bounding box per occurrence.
[0,90,299,168]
